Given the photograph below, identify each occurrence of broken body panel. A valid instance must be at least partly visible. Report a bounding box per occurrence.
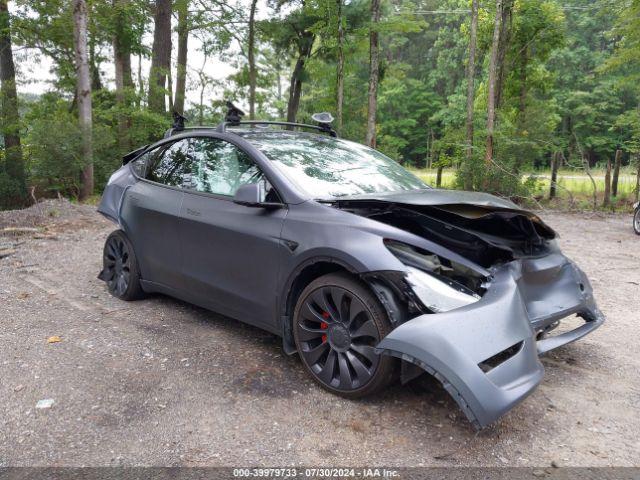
[99,143,604,429]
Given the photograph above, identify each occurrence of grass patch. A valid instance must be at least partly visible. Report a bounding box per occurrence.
[409,168,639,211]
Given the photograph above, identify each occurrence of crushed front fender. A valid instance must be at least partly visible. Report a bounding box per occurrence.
[375,254,604,429]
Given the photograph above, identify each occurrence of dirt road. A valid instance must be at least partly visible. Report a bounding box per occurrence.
[1,200,639,467]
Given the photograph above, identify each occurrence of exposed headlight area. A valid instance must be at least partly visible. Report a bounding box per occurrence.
[385,240,487,313]
[405,267,480,313]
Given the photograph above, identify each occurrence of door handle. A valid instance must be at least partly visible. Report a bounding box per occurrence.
[186,208,201,217]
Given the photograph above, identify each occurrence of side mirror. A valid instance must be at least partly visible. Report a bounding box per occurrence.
[233,183,284,209]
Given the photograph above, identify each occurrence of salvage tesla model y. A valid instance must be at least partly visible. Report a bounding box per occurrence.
[98,109,604,429]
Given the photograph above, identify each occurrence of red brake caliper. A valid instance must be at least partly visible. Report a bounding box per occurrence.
[320,311,329,343]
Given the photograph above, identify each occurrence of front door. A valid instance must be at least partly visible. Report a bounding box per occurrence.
[177,136,287,330]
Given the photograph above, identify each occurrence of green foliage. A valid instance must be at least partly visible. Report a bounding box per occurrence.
[1,0,640,209]
[377,70,442,164]
[24,95,84,196]
[21,91,167,197]
[0,169,25,209]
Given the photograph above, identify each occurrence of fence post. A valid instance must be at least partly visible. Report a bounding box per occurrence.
[612,148,622,197]
[603,158,611,208]
[549,151,559,199]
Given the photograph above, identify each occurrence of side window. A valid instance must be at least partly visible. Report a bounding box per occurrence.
[189,138,265,197]
[130,149,156,178]
[146,140,193,188]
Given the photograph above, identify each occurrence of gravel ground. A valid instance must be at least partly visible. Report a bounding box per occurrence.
[0,200,639,467]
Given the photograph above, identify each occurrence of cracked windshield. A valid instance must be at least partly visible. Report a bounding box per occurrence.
[243,132,428,199]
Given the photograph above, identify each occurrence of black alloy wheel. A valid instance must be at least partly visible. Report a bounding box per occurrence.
[293,273,395,398]
[101,230,144,300]
[634,208,640,235]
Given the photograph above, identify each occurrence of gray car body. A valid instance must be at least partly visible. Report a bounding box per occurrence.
[98,127,604,429]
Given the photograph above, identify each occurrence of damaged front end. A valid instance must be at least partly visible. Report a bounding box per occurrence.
[337,193,604,429]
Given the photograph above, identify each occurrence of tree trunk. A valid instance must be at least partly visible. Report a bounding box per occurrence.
[167,68,174,112]
[484,0,503,169]
[137,54,144,107]
[365,0,381,147]
[517,49,527,129]
[603,157,611,207]
[174,0,189,115]
[495,0,512,110]
[436,165,443,188]
[463,0,478,190]
[113,0,133,153]
[148,0,172,113]
[286,35,313,124]
[276,64,284,119]
[286,57,303,123]
[74,0,93,201]
[89,35,102,91]
[336,0,345,133]
[612,148,622,197]
[424,127,431,169]
[199,78,205,125]
[248,0,258,119]
[549,151,559,199]
[0,0,26,205]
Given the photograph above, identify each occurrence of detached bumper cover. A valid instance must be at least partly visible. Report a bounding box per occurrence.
[375,253,604,429]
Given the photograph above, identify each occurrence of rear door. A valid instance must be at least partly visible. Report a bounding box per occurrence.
[121,140,192,289]
[177,136,287,330]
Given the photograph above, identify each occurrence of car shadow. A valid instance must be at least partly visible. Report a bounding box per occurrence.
[131,292,470,426]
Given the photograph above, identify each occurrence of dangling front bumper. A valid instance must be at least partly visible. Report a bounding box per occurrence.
[375,253,604,429]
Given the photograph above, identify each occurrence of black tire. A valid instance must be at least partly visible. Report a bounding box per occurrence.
[101,230,145,301]
[634,208,640,235]
[293,272,396,398]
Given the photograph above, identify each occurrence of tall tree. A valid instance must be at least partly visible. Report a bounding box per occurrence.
[247,0,258,119]
[604,0,640,200]
[174,0,189,115]
[0,0,26,205]
[112,0,133,153]
[494,0,512,110]
[148,0,172,113]
[365,0,381,147]
[463,0,479,190]
[73,0,93,200]
[335,0,344,133]
[286,32,313,123]
[262,6,322,123]
[484,0,503,168]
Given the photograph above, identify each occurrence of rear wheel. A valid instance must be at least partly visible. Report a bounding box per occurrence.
[101,230,144,301]
[293,272,395,398]
[634,208,640,235]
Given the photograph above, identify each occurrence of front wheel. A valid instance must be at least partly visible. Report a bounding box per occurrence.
[100,230,145,300]
[634,208,640,235]
[293,272,396,398]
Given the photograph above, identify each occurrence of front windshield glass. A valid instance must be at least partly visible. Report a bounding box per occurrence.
[241,131,428,199]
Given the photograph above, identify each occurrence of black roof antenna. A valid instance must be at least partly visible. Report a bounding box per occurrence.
[225,101,245,126]
[311,112,337,137]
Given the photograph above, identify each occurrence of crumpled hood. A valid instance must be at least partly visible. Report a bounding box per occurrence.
[338,188,521,211]
[334,188,557,268]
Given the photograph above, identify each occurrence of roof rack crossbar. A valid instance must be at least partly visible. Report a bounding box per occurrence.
[218,120,338,137]
[164,122,339,138]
